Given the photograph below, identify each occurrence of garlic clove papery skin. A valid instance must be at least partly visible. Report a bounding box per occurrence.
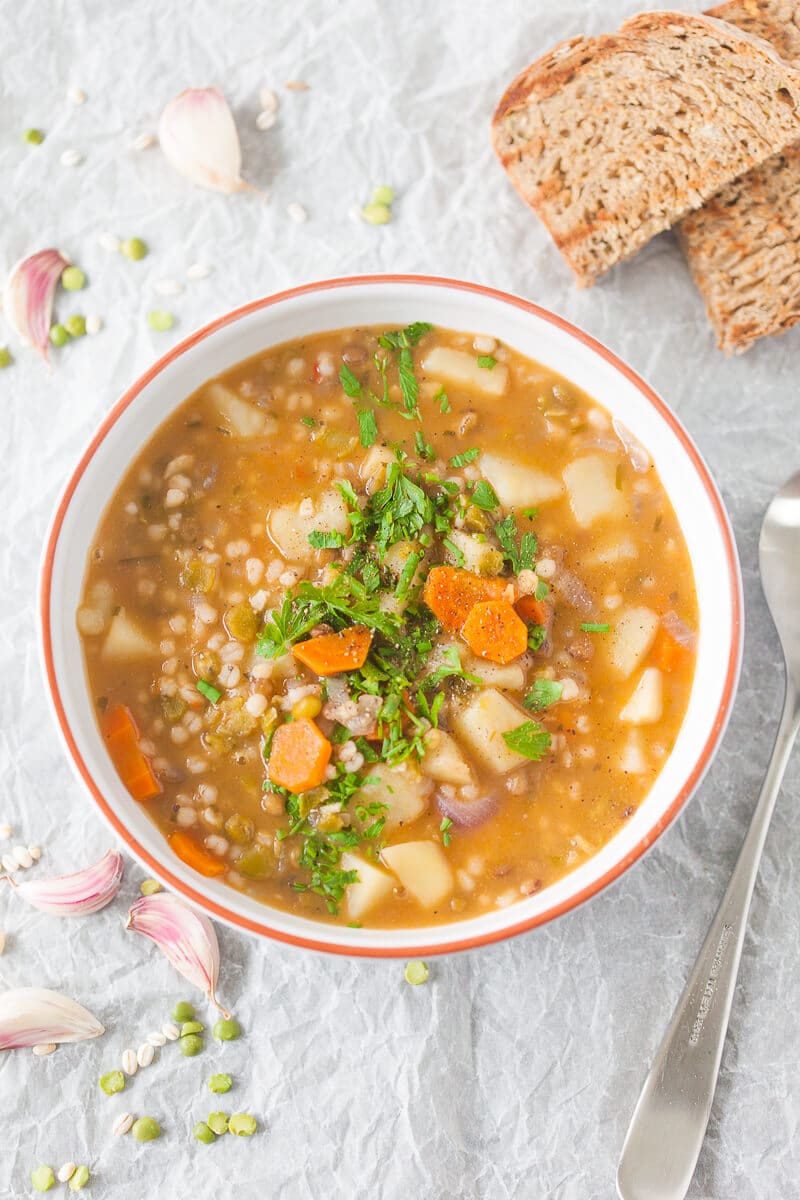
[0,987,104,1050]
[158,88,253,194]
[10,849,124,916]
[126,892,230,1016]
[3,249,69,360]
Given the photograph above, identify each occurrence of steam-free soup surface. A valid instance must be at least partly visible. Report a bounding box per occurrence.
[78,323,697,928]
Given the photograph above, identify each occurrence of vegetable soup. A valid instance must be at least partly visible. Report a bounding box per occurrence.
[77,322,698,928]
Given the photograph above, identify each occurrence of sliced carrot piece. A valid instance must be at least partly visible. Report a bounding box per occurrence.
[423,566,514,633]
[292,624,372,675]
[268,718,332,794]
[169,830,226,877]
[651,627,692,673]
[514,595,549,626]
[461,600,529,665]
[101,704,162,801]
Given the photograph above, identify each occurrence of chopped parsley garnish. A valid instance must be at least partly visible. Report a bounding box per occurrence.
[449,448,479,469]
[357,408,378,448]
[394,551,424,601]
[534,579,549,601]
[523,679,563,711]
[300,416,315,427]
[522,507,538,520]
[196,679,221,704]
[470,480,499,511]
[308,529,345,550]
[435,386,451,414]
[494,514,537,573]
[527,624,547,652]
[476,354,496,370]
[580,622,610,633]
[440,816,453,847]
[377,322,432,421]
[502,720,551,760]
[414,430,435,461]
[378,322,432,350]
[256,571,403,660]
[443,537,465,567]
[339,362,362,398]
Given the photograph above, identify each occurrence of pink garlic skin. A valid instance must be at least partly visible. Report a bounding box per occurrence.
[4,249,69,359]
[0,987,104,1051]
[12,849,124,916]
[126,892,230,1016]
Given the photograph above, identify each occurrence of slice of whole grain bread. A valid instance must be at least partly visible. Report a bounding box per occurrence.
[492,10,800,287]
[678,0,800,353]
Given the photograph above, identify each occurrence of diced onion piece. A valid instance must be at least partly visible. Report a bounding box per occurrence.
[341,852,394,921]
[381,841,454,907]
[206,383,268,438]
[451,688,531,774]
[562,454,625,527]
[421,730,474,787]
[480,453,563,509]
[619,667,663,724]
[421,347,508,396]
[354,763,431,833]
[607,607,659,679]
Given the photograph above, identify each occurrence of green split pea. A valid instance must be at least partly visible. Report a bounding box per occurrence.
[99,1069,125,1096]
[131,1116,161,1143]
[171,1000,195,1022]
[212,1017,240,1041]
[31,1166,54,1192]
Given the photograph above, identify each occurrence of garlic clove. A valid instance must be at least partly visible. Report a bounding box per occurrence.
[3,249,69,360]
[158,87,253,195]
[0,987,104,1050]
[126,892,230,1016]
[8,849,124,916]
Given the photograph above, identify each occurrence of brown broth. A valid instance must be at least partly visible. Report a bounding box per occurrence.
[78,324,697,928]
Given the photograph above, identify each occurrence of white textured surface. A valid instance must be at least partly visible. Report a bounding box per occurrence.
[0,1,797,1196]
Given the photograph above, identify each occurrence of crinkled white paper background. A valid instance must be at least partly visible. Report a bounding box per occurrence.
[1,1,798,1196]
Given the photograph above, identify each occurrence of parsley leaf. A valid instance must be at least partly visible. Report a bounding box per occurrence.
[502,720,551,760]
[443,536,465,567]
[394,550,424,601]
[534,579,549,601]
[308,530,345,550]
[470,480,499,510]
[398,346,420,418]
[300,416,315,427]
[527,624,547,652]
[495,514,538,572]
[523,679,563,711]
[339,363,362,398]
[357,408,378,448]
[449,448,479,469]
[435,386,451,414]
[378,322,432,350]
[414,430,434,461]
[440,816,453,847]
[477,354,496,369]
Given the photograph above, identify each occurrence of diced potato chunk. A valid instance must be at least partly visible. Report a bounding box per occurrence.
[562,455,624,527]
[620,667,663,724]
[451,688,530,774]
[607,607,659,679]
[267,490,349,562]
[381,841,454,907]
[463,655,525,691]
[354,763,431,833]
[480,453,563,509]
[358,444,394,493]
[341,852,394,921]
[619,733,650,775]
[421,730,474,787]
[102,611,158,660]
[206,382,268,438]
[421,346,508,396]
[444,529,504,576]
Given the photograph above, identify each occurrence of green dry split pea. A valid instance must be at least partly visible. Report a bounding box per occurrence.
[207,1112,229,1135]
[362,202,391,226]
[65,314,86,338]
[31,1166,55,1192]
[49,324,69,347]
[404,960,429,986]
[171,1000,195,1022]
[0,347,12,368]
[140,878,162,895]
[61,266,86,291]
[372,184,394,205]
[99,1069,125,1095]
[24,127,45,144]
[148,310,174,332]
[208,1073,232,1094]
[121,237,148,261]
[68,1166,90,1193]
[180,1032,204,1057]
[193,1121,215,1144]
[181,1020,204,1036]
[212,1017,240,1041]
[229,1114,257,1137]
[131,1116,161,1143]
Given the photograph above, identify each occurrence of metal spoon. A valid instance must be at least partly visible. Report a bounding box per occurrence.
[617,471,800,1200]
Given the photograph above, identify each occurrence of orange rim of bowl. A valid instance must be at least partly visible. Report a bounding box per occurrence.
[38,275,743,958]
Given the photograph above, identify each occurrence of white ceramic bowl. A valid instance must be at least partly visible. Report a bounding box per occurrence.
[39,275,743,958]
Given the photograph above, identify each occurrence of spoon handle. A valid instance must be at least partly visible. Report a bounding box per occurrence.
[617,684,800,1200]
